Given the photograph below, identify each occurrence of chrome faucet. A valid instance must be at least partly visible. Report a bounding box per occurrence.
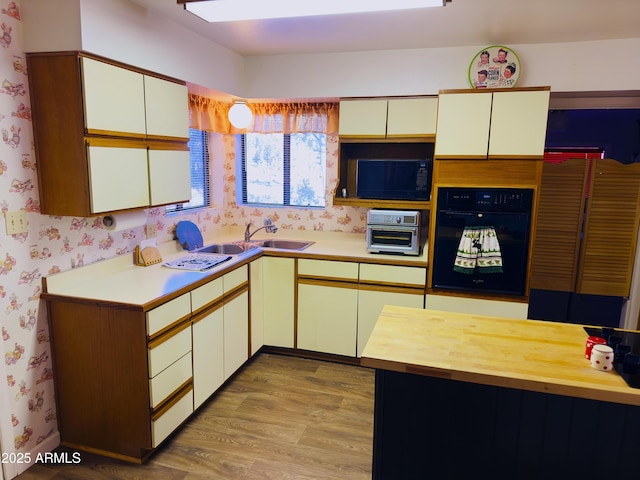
[244,217,278,241]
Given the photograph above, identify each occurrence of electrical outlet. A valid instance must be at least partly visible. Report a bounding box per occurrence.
[146,223,157,239]
[5,210,28,235]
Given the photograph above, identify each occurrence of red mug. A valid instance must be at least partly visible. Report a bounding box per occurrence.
[585,336,607,359]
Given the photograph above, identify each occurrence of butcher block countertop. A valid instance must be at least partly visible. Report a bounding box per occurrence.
[361,305,640,407]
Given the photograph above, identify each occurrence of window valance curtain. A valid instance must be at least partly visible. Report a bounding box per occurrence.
[189,95,339,134]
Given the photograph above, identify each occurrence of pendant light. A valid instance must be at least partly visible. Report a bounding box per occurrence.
[228,101,253,129]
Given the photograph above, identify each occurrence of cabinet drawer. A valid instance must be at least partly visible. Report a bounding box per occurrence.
[360,264,426,287]
[191,277,223,313]
[149,351,192,409]
[298,259,358,280]
[147,293,191,337]
[224,265,248,292]
[152,386,193,448]
[148,322,192,378]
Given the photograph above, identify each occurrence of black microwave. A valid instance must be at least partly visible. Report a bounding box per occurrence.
[356,158,432,201]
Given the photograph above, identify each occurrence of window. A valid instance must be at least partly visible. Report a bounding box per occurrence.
[240,132,326,207]
[166,128,210,213]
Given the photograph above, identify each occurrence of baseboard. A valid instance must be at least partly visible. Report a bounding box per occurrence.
[3,431,60,479]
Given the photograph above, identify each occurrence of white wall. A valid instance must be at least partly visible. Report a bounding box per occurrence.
[22,0,246,97]
[244,38,640,98]
[22,0,640,100]
[21,0,83,52]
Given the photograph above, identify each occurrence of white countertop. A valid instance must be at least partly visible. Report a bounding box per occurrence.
[43,227,428,308]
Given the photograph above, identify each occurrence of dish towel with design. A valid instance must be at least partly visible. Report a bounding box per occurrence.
[454,226,503,274]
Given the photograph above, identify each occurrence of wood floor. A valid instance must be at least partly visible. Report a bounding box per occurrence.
[17,353,375,480]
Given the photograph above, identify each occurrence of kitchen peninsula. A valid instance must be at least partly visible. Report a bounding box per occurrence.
[41,228,428,462]
[361,306,640,479]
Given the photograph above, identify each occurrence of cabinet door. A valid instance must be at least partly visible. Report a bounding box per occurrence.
[435,93,492,158]
[82,57,146,136]
[223,290,249,379]
[87,144,149,213]
[488,90,550,157]
[577,159,640,297]
[387,97,438,137]
[530,159,587,292]
[338,99,388,138]
[357,288,423,357]
[144,76,189,139]
[262,257,295,348]
[298,282,358,356]
[192,306,224,409]
[249,258,264,355]
[148,148,191,206]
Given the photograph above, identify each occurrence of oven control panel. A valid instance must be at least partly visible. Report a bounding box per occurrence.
[440,188,533,213]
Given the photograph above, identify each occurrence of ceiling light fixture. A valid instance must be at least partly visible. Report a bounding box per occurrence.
[179,0,449,23]
[228,101,253,129]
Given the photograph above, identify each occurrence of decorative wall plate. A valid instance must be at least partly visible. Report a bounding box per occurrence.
[468,45,521,89]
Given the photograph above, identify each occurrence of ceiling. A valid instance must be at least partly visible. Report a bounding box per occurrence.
[128,0,640,57]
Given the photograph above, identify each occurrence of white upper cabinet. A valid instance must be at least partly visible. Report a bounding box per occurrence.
[148,148,191,206]
[87,144,150,213]
[435,88,550,159]
[488,90,550,157]
[339,99,388,137]
[339,97,438,138]
[144,75,189,139]
[435,92,492,158]
[28,52,191,216]
[82,57,147,136]
[386,98,438,137]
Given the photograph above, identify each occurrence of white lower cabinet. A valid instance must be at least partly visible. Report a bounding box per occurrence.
[192,305,224,409]
[298,282,359,356]
[297,259,359,356]
[190,265,249,408]
[357,263,426,357]
[357,287,424,357]
[146,318,194,448]
[249,258,265,355]
[262,257,295,348]
[151,387,194,448]
[223,265,250,379]
[224,289,249,379]
[296,260,426,357]
[149,351,192,409]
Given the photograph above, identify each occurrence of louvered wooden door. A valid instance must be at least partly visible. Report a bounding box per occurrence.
[577,159,640,296]
[530,159,587,291]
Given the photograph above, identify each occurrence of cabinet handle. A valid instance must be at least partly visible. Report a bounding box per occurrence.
[148,318,191,350]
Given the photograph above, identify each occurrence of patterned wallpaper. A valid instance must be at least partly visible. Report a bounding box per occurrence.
[0,0,368,464]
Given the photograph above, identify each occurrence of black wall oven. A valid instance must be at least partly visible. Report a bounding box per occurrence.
[431,187,534,296]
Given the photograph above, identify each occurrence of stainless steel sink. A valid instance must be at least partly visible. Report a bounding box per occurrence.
[260,239,314,250]
[196,243,246,255]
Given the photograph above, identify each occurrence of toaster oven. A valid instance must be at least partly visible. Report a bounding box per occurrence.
[366,210,421,255]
